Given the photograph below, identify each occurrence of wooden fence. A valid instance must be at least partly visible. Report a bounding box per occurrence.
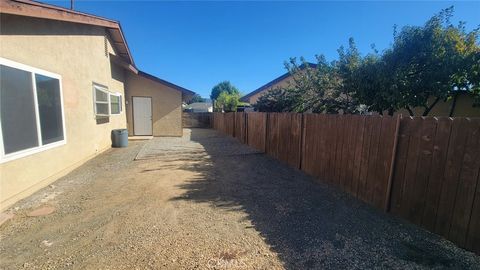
[302,114,399,210]
[182,112,212,128]
[267,113,303,169]
[212,112,480,254]
[234,112,247,143]
[247,112,267,152]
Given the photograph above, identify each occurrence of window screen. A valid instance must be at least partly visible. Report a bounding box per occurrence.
[94,85,110,116]
[110,94,121,114]
[95,88,109,102]
[35,74,64,145]
[0,65,39,154]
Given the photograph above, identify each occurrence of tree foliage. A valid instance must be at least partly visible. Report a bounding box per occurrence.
[255,7,480,116]
[355,7,480,115]
[253,88,299,112]
[187,94,206,104]
[210,81,241,112]
[255,52,361,114]
[216,91,240,112]
[210,81,240,101]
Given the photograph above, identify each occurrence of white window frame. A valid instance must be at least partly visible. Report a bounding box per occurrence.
[0,57,67,164]
[109,92,122,115]
[93,84,110,117]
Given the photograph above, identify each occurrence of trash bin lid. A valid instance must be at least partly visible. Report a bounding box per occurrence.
[112,129,128,134]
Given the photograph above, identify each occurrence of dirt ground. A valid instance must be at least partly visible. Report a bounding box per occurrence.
[0,128,479,269]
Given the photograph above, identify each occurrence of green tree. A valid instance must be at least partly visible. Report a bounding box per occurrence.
[210,81,240,100]
[352,49,401,115]
[210,81,241,112]
[216,91,240,112]
[355,7,480,116]
[187,94,205,104]
[256,7,480,116]
[254,88,299,112]
[255,55,360,114]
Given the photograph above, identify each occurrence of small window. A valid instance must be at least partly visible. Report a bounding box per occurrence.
[110,93,122,115]
[0,58,66,162]
[93,84,110,117]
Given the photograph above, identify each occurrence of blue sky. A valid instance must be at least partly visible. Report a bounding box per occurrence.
[46,1,479,98]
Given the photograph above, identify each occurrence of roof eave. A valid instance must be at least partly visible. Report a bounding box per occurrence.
[1,0,134,65]
[137,71,196,97]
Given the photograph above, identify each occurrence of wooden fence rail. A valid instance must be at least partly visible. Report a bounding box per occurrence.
[211,112,480,255]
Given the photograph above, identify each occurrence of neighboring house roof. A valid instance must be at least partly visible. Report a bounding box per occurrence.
[1,0,197,97]
[137,71,195,97]
[240,62,317,102]
[1,0,135,65]
[187,102,213,110]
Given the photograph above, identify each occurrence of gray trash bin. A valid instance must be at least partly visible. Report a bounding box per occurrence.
[111,129,128,148]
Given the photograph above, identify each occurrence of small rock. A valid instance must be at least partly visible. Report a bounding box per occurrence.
[42,240,53,247]
[27,206,55,217]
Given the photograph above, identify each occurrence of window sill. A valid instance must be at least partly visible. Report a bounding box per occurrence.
[0,140,67,164]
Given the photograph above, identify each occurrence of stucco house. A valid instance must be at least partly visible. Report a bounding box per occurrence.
[0,0,194,210]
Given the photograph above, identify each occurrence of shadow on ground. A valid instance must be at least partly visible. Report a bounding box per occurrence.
[168,128,479,269]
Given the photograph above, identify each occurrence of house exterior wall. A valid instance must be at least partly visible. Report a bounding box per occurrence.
[0,14,127,210]
[446,93,480,117]
[125,72,183,137]
[394,93,480,117]
[246,76,292,105]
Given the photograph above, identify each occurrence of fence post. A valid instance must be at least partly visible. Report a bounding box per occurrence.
[384,114,402,212]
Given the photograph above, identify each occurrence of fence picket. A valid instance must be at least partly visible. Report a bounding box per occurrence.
[435,118,470,238]
[449,119,480,246]
[422,117,453,231]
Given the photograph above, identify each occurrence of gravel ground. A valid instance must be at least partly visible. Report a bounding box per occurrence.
[0,128,479,269]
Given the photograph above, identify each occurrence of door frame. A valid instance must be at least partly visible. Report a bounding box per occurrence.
[132,96,153,136]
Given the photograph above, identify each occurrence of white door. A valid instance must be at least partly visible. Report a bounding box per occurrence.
[133,97,152,136]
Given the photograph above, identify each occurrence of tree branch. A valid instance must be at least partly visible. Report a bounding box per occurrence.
[406,106,414,116]
[449,93,458,117]
[422,96,441,116]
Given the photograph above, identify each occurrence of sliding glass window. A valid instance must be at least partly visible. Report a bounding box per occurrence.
[0,58,66,162]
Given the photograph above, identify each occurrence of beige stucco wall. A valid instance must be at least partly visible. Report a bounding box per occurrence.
[125,72,183,137]
[0,15,127,210]
[247,76,292,104]
[447,93,480,117]
[394,93,480,117]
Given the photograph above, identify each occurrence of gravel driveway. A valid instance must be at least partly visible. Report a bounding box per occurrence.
[0,128,479,269]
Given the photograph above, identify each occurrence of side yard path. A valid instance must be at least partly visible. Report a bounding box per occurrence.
[0,128,479,269]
